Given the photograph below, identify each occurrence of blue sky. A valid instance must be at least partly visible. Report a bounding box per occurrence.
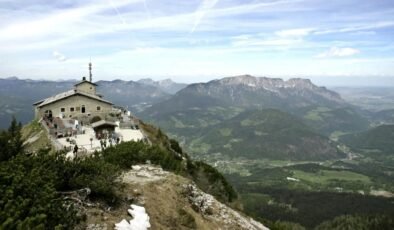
[0,0,393,85]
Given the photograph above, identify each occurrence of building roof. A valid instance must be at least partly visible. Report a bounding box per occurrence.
[91,120,118,129]
[74,80,98,87]
[34,89,113,107]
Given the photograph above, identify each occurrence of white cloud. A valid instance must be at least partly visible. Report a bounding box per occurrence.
[315,21,394,35]
[53,51,67,62]
[191,0,220,33]
[232,38,302,47]
[316,47,360,58]
[275,28,314,37]
[0,0,142,41]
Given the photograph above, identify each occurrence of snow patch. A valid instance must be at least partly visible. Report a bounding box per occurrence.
[286,177,300,182]
[115,204,151,230]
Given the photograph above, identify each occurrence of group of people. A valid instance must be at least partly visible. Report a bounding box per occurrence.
[70,130,122,158]
[99,136,121,150]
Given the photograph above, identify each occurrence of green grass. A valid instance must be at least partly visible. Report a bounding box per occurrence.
[292,169,371,184]
[219,128,232,136]
[189,139,212,154]
[330,131,348,141]
[303,107,331,121]
[170,116,187,128]
[240,118,267,126]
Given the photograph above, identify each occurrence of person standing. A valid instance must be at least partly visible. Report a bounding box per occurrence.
[73,145,79,158]
[100,139,104,150]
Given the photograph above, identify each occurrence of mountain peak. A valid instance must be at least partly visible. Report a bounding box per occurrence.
[138,78,187,94]
[214,75,317,90]
[178,75,344,109]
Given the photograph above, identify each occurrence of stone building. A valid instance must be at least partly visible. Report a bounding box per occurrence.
[33,63,114,123]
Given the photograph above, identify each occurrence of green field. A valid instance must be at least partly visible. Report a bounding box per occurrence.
[303,106,331,121]
[292,169,371,184]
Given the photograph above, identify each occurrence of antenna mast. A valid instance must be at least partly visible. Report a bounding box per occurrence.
[89,61,92,82]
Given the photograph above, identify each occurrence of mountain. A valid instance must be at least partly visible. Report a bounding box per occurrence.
[182,75,344,108]
[141,75,368,152]
[95,79,170,110]
[190,109,343,161]
[137,78,187,94]
[142,75,348,121]
[340,124,394,155]
[0,77,170,129]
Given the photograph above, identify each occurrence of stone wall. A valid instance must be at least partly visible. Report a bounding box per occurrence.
[36,94,113,123]
[75,82,96,95]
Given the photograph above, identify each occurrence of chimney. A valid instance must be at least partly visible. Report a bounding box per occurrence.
[82,76,86,81]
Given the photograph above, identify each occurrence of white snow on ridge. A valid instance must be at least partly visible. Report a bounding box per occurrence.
[115,204,151,230]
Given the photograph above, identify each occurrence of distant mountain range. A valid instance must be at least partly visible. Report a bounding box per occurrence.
[146,75,346,115]
[137,78,187,94]
[140,75,369,161]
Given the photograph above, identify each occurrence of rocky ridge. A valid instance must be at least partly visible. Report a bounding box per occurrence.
[85,164,268,230]
[186,75,344,105]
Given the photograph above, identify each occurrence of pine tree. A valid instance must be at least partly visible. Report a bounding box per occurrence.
[0,116,23,161]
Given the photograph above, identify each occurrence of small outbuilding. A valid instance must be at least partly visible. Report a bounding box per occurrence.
[91,120,117,139]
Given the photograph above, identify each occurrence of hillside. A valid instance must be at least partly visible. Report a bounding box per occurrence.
[85,164,267,230]
[1,118,270,229]
[190,109,343,161]
[295,106,370,136]
[372,109,394,124]
[340,124,394,154]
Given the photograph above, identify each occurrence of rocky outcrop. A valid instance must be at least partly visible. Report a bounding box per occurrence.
[183,184,268,230]
[84,164,269,230]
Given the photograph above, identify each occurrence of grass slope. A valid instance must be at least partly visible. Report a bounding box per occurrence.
[296,106,370,136]
[340,124,394,154]
[191,109,344,161]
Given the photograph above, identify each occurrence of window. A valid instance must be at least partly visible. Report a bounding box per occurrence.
[60,108,65,112]
[76,107,80,111]
[81,105,85,113]
[70,107,75,112]
[97,106,101,111]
